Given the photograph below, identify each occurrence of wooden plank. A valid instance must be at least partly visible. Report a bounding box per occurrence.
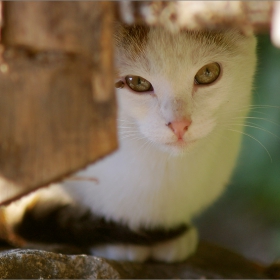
[117,1,273,35]
[0,2,117,204]
[3,2,108,55]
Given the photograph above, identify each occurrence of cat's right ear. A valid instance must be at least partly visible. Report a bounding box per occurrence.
[114,22,150,56]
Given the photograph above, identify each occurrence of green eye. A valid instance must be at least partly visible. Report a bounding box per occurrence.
[125,75,153,92]
[195,62,220,85]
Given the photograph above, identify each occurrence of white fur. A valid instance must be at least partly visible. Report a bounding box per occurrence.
[151,226,198,262]
[91,226,197,262]
[7,27,256,263]
[59,27,257,262]
[63,29,256,222]
[91,244,150,262]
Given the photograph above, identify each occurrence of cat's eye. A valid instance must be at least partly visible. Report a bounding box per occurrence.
[125,75,153,92]
[194,62,220,85]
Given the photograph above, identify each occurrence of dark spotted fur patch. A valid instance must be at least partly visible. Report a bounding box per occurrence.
[15,204,189,248]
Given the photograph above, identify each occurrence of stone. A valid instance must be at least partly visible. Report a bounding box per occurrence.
[0,242,269,279]
[0,249,120,279]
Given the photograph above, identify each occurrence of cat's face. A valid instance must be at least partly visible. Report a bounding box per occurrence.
[115,25,256,155]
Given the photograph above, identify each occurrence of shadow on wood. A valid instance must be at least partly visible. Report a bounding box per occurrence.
[0,2,117,205]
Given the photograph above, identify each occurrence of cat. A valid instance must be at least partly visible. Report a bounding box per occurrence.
[3,24,257,263]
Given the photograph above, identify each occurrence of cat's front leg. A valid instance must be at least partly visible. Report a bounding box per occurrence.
[91,244,151,262]
[91,226,198,263]
[150,226,198,262]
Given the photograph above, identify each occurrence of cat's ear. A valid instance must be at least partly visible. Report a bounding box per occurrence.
[114,23,150,55]
[113,22,127,42]
[114,23,149,42]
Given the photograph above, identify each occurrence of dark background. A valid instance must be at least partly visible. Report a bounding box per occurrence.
[196,34,280,265]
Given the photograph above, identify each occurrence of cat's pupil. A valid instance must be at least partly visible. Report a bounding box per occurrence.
[194,62,220,85]
[125,75,153,93]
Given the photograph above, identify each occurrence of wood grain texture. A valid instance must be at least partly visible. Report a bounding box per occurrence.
[117,1,273,35]
[3,2,110,56]
[0,2,117,204]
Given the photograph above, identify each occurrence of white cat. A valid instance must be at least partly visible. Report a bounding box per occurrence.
[4,24,257,263]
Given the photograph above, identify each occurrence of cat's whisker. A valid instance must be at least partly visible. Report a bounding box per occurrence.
[119,131,139,135]
[230,116,280,127]
[119,132,147,140]
[119,130,139,134]
[236,104,280,109]
[121,136,147,141]
[120,130,138,135]
[217,104,280,116]
[118,130,138,134]
[117,120,136,125]
[234,109,271,117]
[119,134,140,138]
[118,125,136,128]
[135,139,152,153]
[118,123,136,127]
[242,120,276,129]
[118,127,137,130]
[217,107,272,118]
[118,127,139,131]
[247,105,280,109]
[120,135,147,141]
[221,122,280,141]
[247,111,273,117]
[143,141,155,154]
[119,129,141,134]
[117,118,134,122]
[226,128,272,162]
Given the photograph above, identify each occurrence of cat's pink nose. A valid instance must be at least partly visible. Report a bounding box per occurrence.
[167,119,192,139]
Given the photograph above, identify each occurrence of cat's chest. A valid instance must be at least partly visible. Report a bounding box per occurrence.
[64,133,232,229]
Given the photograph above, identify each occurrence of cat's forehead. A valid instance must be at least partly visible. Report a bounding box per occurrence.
[114,24,244,61]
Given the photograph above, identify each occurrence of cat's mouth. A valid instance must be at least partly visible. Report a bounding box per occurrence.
[161,139,198,155]
[165,139,196,148]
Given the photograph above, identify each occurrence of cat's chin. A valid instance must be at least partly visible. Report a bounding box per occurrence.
[160,140,197,156]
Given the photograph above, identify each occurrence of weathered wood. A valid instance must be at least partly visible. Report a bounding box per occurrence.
[272,1,280,47]
[0,2,117,205]
[117,1,279,46]
[117,1,273,33]
[3,2,107,56]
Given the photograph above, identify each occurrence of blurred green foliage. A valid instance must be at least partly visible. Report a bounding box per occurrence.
[196,34,280,264]
[233,34,280,223]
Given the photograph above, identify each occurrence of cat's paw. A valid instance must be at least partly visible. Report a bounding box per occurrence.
[91,244,151,262]
[91,226,198,263]
[150,226,198,262]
